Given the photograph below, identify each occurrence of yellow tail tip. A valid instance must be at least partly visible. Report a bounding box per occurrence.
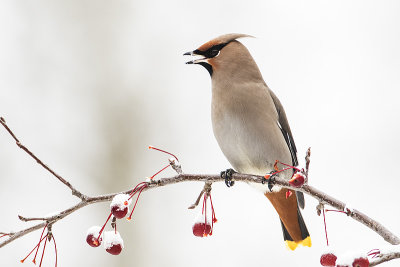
[302,236,312,247]
[285,240,298,251]
[285,236,312,251]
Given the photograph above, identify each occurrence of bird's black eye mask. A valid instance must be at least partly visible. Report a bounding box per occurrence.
[184,43,229,76]
[194,43,227,59]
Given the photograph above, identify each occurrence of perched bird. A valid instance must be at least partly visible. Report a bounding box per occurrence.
[184,33,311,250]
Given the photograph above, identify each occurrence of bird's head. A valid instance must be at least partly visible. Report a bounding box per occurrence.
[184,33,253,76]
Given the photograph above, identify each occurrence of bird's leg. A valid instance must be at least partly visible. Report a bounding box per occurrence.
[220,168,236,187]
[263,171,277,192]
[268,174,276,192]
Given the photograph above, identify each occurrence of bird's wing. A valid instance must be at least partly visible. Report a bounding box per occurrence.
[269,89,305,209]
[268,89,298,166]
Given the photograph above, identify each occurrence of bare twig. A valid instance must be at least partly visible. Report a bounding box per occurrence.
[1,116,399,267]
[0,117,86,200]
[188,188,205,209]
[370,252,400,266]
[304,147,311,182]
[169,158,183,174]
[188,182,211,209]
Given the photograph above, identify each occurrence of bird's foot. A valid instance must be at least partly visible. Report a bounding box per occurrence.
[268,175,276,192]
[263,171,277,192]
[220,168,236,187]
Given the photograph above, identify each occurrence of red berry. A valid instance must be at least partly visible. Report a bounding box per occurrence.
[86,226,102,247]
[285,190,293,199]
[192,222,212,237]
[289,173,305,187]
[110,194,131,219]
[106,243,123,255]
[320,253,337,266]
[86,234,101,247]
[104,231,124,255]
[352,257,369,267]
[111,205,128,219]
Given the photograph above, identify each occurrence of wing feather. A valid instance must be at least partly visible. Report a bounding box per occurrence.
[269,89,305,209]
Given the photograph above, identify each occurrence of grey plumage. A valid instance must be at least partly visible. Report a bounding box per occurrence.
[210,40,294,178]
[185,34,310,248]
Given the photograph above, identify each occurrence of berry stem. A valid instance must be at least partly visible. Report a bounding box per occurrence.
[0,234,8,239]
[38,234,48,267]
[96,212,113,243]
[148,146,179,161]
[209,194,216,235]
[149,164,170,179]
[276,161,301,172]
[322,208,329,246]
[128,182,148,198]
[127,184,147,220]
[204,194,208,236]
[33,223,48,264]
[52,235,57,267]
[202,193,206,215]
[209,194,217,225]
[367,249,380,258]
[268,167,298,178]
[20,235,48,263]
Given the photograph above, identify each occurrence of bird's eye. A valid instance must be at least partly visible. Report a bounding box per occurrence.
[208,48,220,58]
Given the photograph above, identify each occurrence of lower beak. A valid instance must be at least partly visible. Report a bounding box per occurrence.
[183,51,207,65]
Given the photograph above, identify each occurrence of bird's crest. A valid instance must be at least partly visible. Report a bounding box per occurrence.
[197,33,254,52]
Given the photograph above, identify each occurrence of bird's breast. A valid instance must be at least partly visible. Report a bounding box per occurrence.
[211,82,292,179]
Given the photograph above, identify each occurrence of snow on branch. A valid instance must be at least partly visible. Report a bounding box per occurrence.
[1,116,399,266]
[370,250,400,266]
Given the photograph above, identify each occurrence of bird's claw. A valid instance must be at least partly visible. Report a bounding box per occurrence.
[220,168,236,187]
[268,176,276,192]
[263,171,276,192]
[262,176,268,184]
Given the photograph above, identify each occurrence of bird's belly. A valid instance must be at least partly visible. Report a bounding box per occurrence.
[213,113,293,180]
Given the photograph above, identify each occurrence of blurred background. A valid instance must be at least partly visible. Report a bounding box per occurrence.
[1,0,400,266]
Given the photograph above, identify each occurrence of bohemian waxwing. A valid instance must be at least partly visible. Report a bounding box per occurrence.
[184,33,311,250]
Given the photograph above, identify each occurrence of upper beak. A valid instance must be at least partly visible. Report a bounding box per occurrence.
[183,50,206,64]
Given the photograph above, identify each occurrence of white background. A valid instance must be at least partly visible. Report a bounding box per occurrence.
[1,0,399,266]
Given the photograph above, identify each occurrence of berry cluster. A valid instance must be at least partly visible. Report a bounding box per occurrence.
[86,184,147,256]
[192,191,217,237]
[319,205,380,267]
[320,252,370,267]
[86,146,180,256]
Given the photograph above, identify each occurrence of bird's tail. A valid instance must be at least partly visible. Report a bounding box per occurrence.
[280,208,311,250]
[265,189,311,251]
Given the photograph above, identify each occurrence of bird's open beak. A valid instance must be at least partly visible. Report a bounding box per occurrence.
[183,50,207,64]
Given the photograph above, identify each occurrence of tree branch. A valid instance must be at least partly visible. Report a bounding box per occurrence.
[370,251,400,266]
[0,117,86,200]
[1,172,399,248]
[1,116,399,267]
